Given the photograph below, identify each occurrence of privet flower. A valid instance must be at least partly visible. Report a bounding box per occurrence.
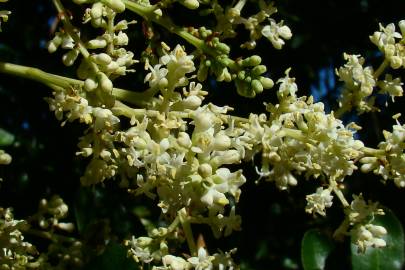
[352,224,387,253]
[305,187,333,216]
[261,19,292,50]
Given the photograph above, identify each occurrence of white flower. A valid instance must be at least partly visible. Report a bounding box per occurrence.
[261,19,292,50]
[92,108,120,131]
[160,45,195,85]
[305,187,333,216]
[144,64,169,89]
[378,74,403,101]
[188,248,214,270]
[162,255,190,270]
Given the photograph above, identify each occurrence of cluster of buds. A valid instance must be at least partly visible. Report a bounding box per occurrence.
[35,195,75,233]
[345,194,387,253]
[370,20,405,69]
[247,70,364,190]
[0,208,41,269]
[360,115,405,188]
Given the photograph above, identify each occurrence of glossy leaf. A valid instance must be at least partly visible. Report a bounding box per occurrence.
[301,229,335,270]
[0,128,14,146]
[351,208,404,270]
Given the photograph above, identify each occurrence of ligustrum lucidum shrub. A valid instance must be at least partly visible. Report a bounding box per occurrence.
[0,0,405,269]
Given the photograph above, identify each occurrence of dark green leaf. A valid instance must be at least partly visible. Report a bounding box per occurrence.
[351,208,404,270]
[85,242,139,270]
[0,128,14,146]
[301,229,335,270]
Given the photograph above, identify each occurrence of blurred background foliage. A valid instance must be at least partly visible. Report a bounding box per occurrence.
[1,0,405,269]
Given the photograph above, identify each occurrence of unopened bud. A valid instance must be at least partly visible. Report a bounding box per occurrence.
[179,0,199,10]
[62,49,79,66]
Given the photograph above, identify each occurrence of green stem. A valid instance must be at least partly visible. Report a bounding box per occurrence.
[25,228,77,243]
[373,59,389,79]
[52,0,99,72]
[178,208,197,256]
[0,61,148,106]
[361,146,385,156]
[123,0,237,68]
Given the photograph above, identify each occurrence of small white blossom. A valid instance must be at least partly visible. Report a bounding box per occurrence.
[305,187,333,216]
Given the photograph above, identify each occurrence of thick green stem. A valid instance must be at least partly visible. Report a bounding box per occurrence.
[0,61,148,106]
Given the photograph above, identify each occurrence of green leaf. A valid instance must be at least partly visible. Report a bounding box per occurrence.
[85,242,139,270]
[0,128,14,146]
[301,229,335,270]
[351,208,404,270]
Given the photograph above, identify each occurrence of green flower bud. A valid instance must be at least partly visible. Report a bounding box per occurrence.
[97,72,113,92]
[87,37,107,49]
[48,35,62,53]
[84,77,98,92]
[237,70,245,80]
[215,42,230,55]
[242,55,261,67]
[251,79,263,94]
[252,65,267,76]
[259,77,274,89]
[90,2,103,19]
[92,53,112,66]
[62,49,79,66]
[198,163,212,178]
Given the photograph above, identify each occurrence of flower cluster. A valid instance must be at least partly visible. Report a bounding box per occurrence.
[248,70,364,191]
[360,116,405,187]
[346,195,387,253]
[370,20,405,69]
[48,0,137,106]
[336,20,405,115]
[0,208,41,269]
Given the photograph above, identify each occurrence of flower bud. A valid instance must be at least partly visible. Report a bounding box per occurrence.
[367,224,387,236]
[179,0,199,10]
[251,79,263,94]
[211,150,240,167]
[198,163,212,178]
[252,65,267,76]
[177,132,192,148]
[87,37,107,49]
[113,31,129,46]
[92,53,112,66]
[259,77,274,89]
[90,2,104,19]
[390,56,403,69]
[105,61,120,73]
[48,35,62,53]
[183,95,202,109]
[194,112,212,131]
[62,49,79,66]
[97,72,113,92]
[399,20,405,36]
[213,134,231,150]
[243,55,261,67]
[84,77,98,92]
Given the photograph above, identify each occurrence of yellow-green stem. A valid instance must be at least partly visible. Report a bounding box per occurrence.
[0,61,148,106]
